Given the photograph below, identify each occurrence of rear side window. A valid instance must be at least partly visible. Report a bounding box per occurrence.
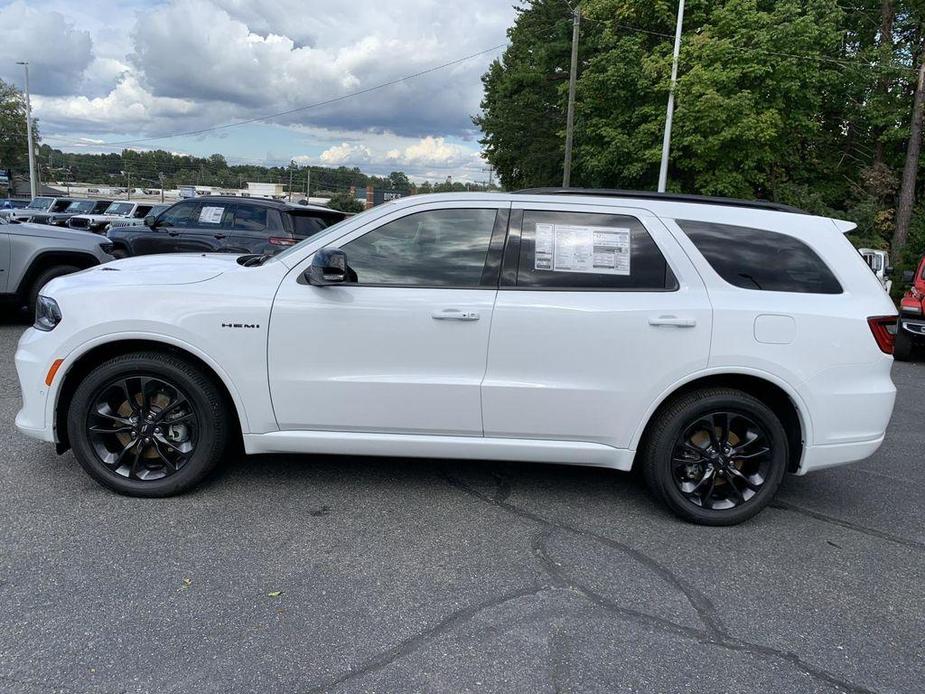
[232,204,268,232]
[515,211,677,290]
[678,220,842,294]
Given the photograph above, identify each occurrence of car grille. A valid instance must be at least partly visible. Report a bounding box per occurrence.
[69,218,90,229]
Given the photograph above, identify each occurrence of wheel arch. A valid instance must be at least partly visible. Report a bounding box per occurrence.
[15,250,101,303]
[53,336,248,453]
[631,370,809,473]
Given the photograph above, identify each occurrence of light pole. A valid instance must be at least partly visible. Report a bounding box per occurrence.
[657,0,685,193]
[562,5,581,188]
[16,61,37,199]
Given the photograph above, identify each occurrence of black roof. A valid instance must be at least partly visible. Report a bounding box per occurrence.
[516,188,806,215]
[194,195,338,214]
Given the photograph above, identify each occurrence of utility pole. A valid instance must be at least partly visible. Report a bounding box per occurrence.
[288,166,293,202]
[306,167,311,199]
[127,171,132,200]
[16,62,37,199]
[158,172,165,203]
[658,0,686,193]
[562,5,581,188]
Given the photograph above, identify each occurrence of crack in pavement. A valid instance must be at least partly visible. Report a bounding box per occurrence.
[771,500,925,551]
[444,470,877,694]
[300,584,549,694]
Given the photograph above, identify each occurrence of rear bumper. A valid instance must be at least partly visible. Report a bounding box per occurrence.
[797,434,885,475]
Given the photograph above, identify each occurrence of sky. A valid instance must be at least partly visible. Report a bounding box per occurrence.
[0,0,516,183]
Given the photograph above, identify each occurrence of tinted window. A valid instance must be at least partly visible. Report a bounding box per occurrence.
[288,213,331,238]
[678,220,842,294]
[342,208,497,287]
[158,202,200,228]
[50,200,72,213]
[516,211,676,290]
[134,205,153,218]
[232,205,268,232]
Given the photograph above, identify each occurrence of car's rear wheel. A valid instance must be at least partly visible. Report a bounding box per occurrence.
[110,246,129,259]
[67,351,230,496]
[893,321,914,361]
[641,388,788,526]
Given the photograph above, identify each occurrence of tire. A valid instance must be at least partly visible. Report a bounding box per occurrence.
[67,351,231,497]
[110,246,129,259]
[24,265,80,318]
[893,321,914,361]
[641,388,788,526]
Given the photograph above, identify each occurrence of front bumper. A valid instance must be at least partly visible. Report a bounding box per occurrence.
[14,328,58,443]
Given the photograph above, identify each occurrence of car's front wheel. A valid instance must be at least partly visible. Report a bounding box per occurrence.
[67,351,231,496]
[641,388,788,526]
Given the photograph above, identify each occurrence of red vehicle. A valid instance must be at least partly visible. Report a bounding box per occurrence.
[897,257,925,360]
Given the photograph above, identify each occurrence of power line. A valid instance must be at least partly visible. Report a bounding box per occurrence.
[37,42,508,149]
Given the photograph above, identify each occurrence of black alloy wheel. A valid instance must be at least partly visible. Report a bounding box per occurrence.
[642,388,788,525]
[670,411,771,511]
[86,375,197,481]
[68,351,230,496]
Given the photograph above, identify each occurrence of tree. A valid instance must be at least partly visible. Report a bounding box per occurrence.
[387,171,411,191]
[0,78,38,176]
[326,191,365,213]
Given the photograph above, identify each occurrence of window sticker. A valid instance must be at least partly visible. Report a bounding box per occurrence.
[534,223,631,275]
[199,206,225,224]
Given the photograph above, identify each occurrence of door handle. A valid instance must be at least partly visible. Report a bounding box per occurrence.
[167,231,180,237]
[431,309,480,321]
[214,233,226,240]
[648,315,697,328]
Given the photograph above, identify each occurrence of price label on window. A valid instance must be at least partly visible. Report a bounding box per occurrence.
[535,224,631,275]
[199,206,225,224]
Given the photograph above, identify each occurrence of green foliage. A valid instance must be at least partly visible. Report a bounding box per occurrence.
[476,0,925,262]
[326,191,366,213]
[0,78,38,176]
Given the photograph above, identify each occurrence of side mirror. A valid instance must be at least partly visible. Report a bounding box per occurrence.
[144,215,157,228]
[885,265,894,277]
[903,269,915,283]
[306,248,349,285]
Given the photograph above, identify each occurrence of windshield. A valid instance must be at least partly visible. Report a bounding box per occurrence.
[26,197,53,210]
[271,206,378,262]
[66,200,95,213]
[103,202,134,216]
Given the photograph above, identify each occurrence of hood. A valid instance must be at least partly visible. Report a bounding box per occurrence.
[11,221,104,244]
[71,213,123,223]
[47,253,245,291]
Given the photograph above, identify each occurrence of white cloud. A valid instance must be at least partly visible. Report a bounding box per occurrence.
[0,1,93,96]
[385,136,480,169]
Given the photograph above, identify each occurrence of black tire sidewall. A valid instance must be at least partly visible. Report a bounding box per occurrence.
[894,321,914,361]
[645,390,788,526]
[67,354,226,497]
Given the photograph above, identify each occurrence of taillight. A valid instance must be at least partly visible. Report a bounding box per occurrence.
[268,236,297,246]
[868,315,898,354]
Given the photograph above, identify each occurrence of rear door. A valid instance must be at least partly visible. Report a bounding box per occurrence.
[221,203,275,254]
[481,201,712,449]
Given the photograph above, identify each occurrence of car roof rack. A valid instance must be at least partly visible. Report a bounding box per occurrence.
[515,188,807,215]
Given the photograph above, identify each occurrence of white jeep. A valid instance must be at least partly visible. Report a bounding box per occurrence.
[14,190,897,525]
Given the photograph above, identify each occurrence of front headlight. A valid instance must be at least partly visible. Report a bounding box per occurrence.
[34,295,62,332]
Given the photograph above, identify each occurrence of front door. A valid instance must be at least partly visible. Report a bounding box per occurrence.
[268,202,509,436]
[135,200,199,255]
[481,202,712,449]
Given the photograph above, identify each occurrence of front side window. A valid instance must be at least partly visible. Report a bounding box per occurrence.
[341,208,498,287]
[678,220,842,294]
[515,211,677,290]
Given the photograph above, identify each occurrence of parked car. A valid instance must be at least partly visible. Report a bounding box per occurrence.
[895,256,925,360]
[859,248,892,294]
[1,196,76,223]
[67,201,159,234]
[28,199,113,227]
[106,196,348,258]
[0,215,114,316]
[14,190,896,525]
[107,204,170,232]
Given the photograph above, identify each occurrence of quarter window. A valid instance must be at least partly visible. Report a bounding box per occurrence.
[515,211,677,290]
[341,208,498,287]
[678,220,842,294]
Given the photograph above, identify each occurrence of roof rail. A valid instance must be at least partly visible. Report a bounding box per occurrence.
[515,188,807,215]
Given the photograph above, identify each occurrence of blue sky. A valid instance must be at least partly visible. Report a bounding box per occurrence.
[0,0,515,182]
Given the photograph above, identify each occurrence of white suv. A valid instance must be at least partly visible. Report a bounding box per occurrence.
[14,191,897,525]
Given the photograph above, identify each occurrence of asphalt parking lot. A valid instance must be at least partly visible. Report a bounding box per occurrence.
[0,320,923,694]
